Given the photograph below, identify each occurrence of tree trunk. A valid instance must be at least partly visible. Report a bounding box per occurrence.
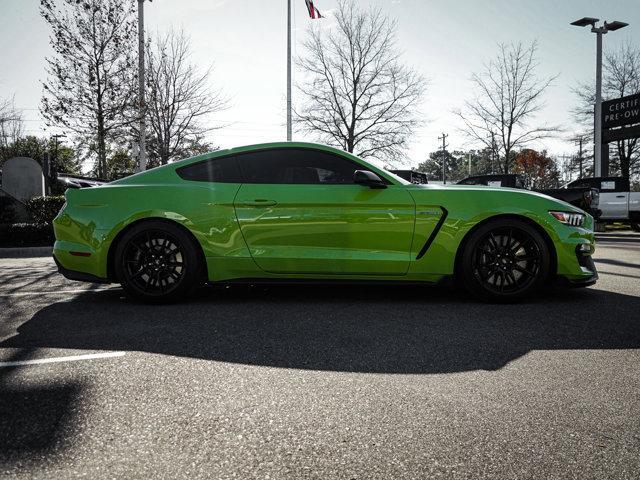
[504,148,510,174]
[97,119,106,179]
[346,135,354,153]
[96,81,106,179]
[617,140,630,179]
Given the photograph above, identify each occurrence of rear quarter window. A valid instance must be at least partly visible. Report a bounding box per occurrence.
[176,156,243,183]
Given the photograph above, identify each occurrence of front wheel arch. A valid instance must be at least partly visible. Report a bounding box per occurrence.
[106,217,207,283]
[453,214,557,284]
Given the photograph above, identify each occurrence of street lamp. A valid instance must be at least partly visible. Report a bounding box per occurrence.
[571,17,629,177]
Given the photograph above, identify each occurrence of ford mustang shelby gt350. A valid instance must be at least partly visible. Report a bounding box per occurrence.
[53,142,597,302]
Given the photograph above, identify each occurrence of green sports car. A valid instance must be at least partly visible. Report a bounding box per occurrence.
[53,142,597,302]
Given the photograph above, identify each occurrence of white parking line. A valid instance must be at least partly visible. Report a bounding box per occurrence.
[0,351,125,368]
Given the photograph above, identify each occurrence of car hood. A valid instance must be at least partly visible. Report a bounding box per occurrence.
[406,183,584,215]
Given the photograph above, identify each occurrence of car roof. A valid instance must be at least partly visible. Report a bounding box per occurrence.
[170,142,363,167]
[110,142,410,186]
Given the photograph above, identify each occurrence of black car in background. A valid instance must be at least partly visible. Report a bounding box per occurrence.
[457,174,601,219]
[390,170,429,184]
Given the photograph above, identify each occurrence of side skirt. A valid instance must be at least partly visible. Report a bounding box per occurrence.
[207,277,452,288]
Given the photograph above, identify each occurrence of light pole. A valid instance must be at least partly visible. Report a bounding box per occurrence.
[571,17,628,178]
[137,0,152,172]
[287,0,292,141]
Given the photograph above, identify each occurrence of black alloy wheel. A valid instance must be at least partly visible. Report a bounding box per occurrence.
[123,230,185,293]
[461,219,550,302]
[115,221,203,302]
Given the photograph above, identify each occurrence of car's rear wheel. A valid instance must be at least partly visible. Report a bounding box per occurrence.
[460,218,550,302]
[114,221,203,303]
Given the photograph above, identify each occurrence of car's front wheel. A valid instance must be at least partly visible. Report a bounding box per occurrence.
[460,218,550,302]
[114,220,203,303]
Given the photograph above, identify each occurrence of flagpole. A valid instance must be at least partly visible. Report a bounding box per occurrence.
[287,0,292,141]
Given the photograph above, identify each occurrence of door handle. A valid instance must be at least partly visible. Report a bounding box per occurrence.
[616,195,626,198]
[239,199,277,207]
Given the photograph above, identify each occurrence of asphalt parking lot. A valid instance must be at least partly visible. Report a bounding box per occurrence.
[1,232,639,479]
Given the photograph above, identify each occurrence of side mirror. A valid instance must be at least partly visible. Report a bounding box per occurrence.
[354,170,387,189]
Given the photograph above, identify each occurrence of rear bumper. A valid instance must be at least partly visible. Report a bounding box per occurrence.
[53,254,110,284]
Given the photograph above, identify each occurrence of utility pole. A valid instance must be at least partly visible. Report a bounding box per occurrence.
[438,133,448,184]
[490,131,497,174]
[287,0,293,141]
[574,135,585,179]
[558,154,571,185]
[137,0,150,172]
[467,152,471,176]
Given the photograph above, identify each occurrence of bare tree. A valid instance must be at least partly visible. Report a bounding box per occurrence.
[40,0,138,178]
[295,0,425,163]
[0,96,24,149]
[456,41,559,174]
[143,29,227,166]
[573,42,640,179]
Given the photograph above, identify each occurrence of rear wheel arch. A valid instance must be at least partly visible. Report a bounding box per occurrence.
[453,214,557,281]
[106,217,207,282]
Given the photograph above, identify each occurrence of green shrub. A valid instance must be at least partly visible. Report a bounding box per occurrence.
[25,195,65,225]
[0,197,17,224]
[0,223,55,247]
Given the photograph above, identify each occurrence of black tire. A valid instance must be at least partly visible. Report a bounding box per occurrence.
[460,218,550,302]
[631,222,640,232]
[114,220,204,303]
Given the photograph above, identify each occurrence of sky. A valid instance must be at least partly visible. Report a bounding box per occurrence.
[1,0,640,171]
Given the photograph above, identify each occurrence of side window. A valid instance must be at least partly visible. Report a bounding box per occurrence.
[600,180,616,191]
[176,156,243,183]
[600,178,629,192]
[237,149,370,185]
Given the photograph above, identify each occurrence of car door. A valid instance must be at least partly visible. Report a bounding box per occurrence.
[233,148,416,275]
[598,178,629,220]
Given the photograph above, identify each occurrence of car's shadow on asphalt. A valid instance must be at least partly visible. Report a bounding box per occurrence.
[0,349,84,461]
[3,284,640,374]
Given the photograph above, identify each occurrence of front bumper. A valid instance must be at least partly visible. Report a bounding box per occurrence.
[563,272,598,288]
[555,241,598,288]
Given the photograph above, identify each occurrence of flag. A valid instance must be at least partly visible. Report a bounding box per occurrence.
[305,0,322,19]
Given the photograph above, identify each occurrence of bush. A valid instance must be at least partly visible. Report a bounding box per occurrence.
[0,223,55,247]
[25,195,65,226]
[0,197,17,224]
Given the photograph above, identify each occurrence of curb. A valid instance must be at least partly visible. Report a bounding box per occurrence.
[0,246,53,258]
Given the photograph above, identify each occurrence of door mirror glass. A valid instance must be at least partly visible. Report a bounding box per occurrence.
[354,170,387,189]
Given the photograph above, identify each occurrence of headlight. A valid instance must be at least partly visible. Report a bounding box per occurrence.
[549,211,585,227]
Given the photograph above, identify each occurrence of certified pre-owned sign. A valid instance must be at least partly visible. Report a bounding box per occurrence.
[602,93,640,129]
